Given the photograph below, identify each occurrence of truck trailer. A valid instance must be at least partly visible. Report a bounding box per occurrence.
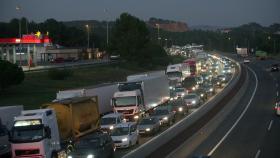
[112,71,170,121]
[55,83,118,115]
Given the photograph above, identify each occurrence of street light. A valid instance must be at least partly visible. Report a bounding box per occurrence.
[104,9,109,47]
[156,24,160,43]
[16,5,22,66]
[85,24,90,49]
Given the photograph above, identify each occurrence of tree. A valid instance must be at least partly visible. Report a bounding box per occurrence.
[110,13,150,60]
[0,60,25,92]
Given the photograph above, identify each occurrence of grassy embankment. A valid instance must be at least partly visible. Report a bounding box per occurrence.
[0,62,164,109]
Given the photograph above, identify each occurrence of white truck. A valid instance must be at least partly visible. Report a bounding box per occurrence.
[55,83,118,115]
[0,106,23,157]
[9,109,66,158]
[196,51,208,60]
[112,71,170,121]
[236,47,248,57]
[166,64,187,87]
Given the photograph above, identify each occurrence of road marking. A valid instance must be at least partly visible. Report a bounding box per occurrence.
[255,149,261,158]
[207,66,258,156]
[267,120,273,131]
[277,91,279,97]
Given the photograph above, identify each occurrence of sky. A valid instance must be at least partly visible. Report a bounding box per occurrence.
[0,0,279,27]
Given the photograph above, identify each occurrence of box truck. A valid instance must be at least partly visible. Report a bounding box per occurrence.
[55,83,118,115]
[112,71,170,121]
[0,106,23,157]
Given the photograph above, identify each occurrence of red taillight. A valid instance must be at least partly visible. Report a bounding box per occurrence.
[274,107,280,110]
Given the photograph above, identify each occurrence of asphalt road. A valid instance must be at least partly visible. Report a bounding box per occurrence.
[169,57,280,158]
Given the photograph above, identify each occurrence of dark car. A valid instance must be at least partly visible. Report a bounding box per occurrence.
[169,98,188,116]
[195,88,208,102]
[137,117,161,136]
[212,78,222,88]
[68,132,115,158]
[202,83,215,96]
[271,64,279,72]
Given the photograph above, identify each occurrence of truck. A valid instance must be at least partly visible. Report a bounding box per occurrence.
[184,59,197,77]
[166,64,184,87]
[112,71,170,121]
[55,83,118,115]
[9,109,67,158]
[42,97,100,140]
[236,48,248,57]
[255,50,268,60]
[0,106,23,157]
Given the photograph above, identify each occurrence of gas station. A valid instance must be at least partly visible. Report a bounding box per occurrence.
[0,32,51,66]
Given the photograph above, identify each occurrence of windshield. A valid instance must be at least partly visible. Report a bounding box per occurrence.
[75,137,100,149]
[114,96,136,107]
[11,125,44,142]
[111,127,129,136]
[184,95,196,99]
[167,71,182,78]
[175,88,185,92]
[139,118,155,125]
[101,117,116,125]
[152,110,169,116]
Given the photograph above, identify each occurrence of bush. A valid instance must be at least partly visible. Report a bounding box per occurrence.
[48,68,73,80]
[0,60,25,91]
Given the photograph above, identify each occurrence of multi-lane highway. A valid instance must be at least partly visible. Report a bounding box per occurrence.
[167,57,280,158]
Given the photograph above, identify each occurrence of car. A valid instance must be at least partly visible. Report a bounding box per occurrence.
[183,93,201,108]
[202,83,215,96]
[174,87,186,98]
[275,101,280,116]
[169,98,188,116]
[195,88,208,102]
[150,106,175,126]
[100,113,125,133]
[212,77,222,88]
[222,67,232,74]
[110,122,139,148]
[271,64,279,72]
[68,131,115,158]
[137,117,161,136]
[243,58,250,64]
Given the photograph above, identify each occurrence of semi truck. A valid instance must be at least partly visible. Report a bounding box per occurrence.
[55,83,118,115]
[9,97,100,158]
[184,59,197,77]
[166,64,184,87]
[0,106,23,157]
[112,71,170,121]
[9,109,66,158]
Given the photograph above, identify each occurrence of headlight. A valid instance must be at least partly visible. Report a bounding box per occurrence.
[182,93,185,96]
[192,100,196,104]
[68,156,73,158]
[170,98,174,101]
[146,128,151,131]
[122,138,128,142]
[217,82,220,84]
[222,70,225,73]
[228,70,231,72]
[222,78,225,81]
[169,86,173,90]
[210,88,213,91]
[192,87,196,90]
[178,107,183,112]
[87,155,93,158]
[134,115,139,119]
[200,94,204,97]
[109,126,114,130]
[163,116,168,120]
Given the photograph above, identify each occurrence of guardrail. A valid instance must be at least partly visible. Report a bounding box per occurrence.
[124,58,246,158]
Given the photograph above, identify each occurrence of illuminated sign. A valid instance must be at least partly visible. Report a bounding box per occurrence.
[14,119,42,127]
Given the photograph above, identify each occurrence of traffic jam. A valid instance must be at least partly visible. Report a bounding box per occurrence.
[0,48,236,158]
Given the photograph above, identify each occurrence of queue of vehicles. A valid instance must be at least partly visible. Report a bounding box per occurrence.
[0,52,236,158]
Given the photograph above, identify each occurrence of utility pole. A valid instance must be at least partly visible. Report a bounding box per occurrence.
[104,9,109,47]
[16,5,22,66]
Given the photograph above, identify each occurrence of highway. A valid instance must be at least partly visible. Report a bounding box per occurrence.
[167,57,280,158]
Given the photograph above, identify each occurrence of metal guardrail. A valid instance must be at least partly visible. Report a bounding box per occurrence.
[123,58,246,158]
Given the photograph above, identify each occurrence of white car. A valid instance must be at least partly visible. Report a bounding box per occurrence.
[111,122,139,148]
[243,58,250,64]
[183,93,201,108]
[100,113,125,132]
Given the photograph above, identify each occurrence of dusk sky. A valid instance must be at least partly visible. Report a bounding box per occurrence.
[0,0,279,27]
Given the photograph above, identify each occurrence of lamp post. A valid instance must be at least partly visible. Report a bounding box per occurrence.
[85,24,90,50]
[104,9,109,47]
[156,24,160,44]
[16,5,22,66]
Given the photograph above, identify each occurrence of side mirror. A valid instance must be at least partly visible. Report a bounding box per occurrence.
[45,127,51,139]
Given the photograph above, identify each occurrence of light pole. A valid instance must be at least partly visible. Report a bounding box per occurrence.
[156,24,160,44]
[85,24,90,50]
[16,5,22,66]
[104,9,109,47]
[165,38,168,48]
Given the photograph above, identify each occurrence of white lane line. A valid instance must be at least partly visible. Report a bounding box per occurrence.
[267,120,273,131]
[277,91,279,97]
[207,66,258,156]
[255,149,261,158]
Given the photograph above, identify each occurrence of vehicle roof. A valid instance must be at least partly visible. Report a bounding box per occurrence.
[115,122,136,128]
[102,112,123,118]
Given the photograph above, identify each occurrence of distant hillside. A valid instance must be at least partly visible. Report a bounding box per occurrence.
[147,17,189,32]
[190,25,228,31]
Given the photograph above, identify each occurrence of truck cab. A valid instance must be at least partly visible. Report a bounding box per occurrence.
[9,109,64,158]
[112,90,145,121]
